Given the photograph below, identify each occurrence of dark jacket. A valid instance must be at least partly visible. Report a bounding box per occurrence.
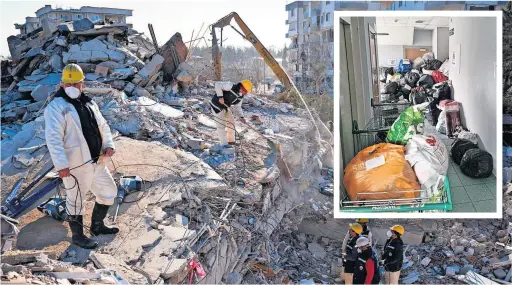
[210,83,244,114]
[343,234,360,273]
[353,249,380,285]
[382,237,404,272]
[55,87,103,163]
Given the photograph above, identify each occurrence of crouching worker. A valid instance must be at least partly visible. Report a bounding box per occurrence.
[354,237,380,285]
[209,80,253,147]
[44,64,119,249]
[341,223,363,285]
[382,225,405,285]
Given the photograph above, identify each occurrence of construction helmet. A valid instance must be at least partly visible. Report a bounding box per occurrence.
[62,64,85,84]
[390,225,405,236]
[349,223,363,234]
[356,218,369,223]
[240,80,253,93]
[356,237,370,247]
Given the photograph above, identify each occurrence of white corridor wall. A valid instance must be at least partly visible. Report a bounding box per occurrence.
[449,16,497,172]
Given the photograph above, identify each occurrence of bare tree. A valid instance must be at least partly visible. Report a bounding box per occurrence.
[304,38,332,95]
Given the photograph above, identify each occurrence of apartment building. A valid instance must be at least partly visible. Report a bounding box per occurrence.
[380,1,508,10]
[14,5,133,36]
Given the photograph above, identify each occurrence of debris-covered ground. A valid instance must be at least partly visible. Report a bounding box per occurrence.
[1,12,511,285]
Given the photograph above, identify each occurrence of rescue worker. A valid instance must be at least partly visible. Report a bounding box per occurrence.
[44,64,118,249]
[381,225,405,285]
[356,218,373,245]
[209,80,253,147]
[343,219,373,261]
[341,223,363,285]
[353,237,380,285]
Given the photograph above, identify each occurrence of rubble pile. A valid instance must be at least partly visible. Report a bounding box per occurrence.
[0,251,131,284]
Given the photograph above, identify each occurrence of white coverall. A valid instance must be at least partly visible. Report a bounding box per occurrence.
[44,97,117,215]
[210,82,244,145]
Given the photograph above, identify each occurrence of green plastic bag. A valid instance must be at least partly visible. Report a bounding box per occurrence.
[386,102,429,145]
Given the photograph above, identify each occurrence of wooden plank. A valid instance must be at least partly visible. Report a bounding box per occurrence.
[1,250,56,265]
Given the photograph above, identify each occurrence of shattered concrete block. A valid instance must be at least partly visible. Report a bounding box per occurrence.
[31,84,55,102]
[90,50,109,62]
[140,229,162,248]
[134,87,151,98]
[68,44,81,53]
[150,207,168,223]
[136,97,184,119]
[111,67,136,80]
[420,257,431,266]
[80,39,107,51]
[186,137,204,150]
[95,65,109,78]
[111,80,127,90]
[85,73,100,81]
[124,82,136,94]
[68,51,92,63]
[98,61,125,70]
[446,266,460,276]
[454,246,465,254]
[461,265,474,275]
[105,50,125,62]
[49,54,63,72]
[307,242,327,259]
[136,54,164,81]
[493,269,507,279]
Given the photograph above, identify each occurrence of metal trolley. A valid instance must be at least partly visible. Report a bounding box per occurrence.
[340,102,453,213]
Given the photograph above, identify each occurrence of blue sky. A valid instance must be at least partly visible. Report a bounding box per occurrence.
[0,0,289,56]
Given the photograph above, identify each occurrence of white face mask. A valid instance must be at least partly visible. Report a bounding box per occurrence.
[357,248,362,253]
[387,230,393,238]
[65,86,81,99]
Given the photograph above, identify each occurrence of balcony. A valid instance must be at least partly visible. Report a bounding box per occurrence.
[334,2,370,10]
[288,29,298,37]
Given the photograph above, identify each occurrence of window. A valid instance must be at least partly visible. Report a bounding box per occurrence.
[75,14,83,20]
[91,14,101,22]
[399,1,403,7]
[291,9,295,16]
[325,13,330,22]
[326,1,330,4]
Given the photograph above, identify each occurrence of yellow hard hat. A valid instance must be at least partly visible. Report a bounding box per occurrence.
[390,225,405,235]
[240,79,253,93]
[62,64,85,84]
[356,218,369,223]
[349,223,363,234]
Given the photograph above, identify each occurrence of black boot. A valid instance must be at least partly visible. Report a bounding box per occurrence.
[68,215,98,249]
[90,202,119,236]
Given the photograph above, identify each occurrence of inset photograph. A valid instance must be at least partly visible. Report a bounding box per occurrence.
[334,11,502,217]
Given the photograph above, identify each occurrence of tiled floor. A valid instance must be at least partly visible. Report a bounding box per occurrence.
[424,120,497,212]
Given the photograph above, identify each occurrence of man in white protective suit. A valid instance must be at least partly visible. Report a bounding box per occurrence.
[44,63,118,249]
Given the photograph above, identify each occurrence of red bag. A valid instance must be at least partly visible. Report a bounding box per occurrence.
[432,70,448,83]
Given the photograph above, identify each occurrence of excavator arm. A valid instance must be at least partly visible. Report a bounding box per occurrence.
[211,12,293,89]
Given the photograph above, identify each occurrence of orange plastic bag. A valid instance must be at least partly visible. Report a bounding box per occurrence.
[343,143,420,201]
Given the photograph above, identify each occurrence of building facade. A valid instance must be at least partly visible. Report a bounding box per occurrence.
[15,5,133,36]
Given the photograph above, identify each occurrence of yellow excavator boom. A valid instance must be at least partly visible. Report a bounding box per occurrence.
[211,12,293,89]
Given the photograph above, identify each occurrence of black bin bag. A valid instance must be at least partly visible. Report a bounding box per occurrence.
[382,81,399,94]
[460,149,494,178]
[418,74,435,89]
[451,139,479,165]
[405,72,420,87]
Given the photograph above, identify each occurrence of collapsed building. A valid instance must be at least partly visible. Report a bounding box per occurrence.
[0,9,511,285]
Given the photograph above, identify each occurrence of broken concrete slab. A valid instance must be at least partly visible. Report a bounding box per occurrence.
[49,54,63,72]
[134,54,164,83]
[176,71,192,84]
[80,39,107,51]
[135,96,184,119]
[95,65,109,78]
[89,252,148,284]
[90,50,110,62]
[31,84,56,102]
[140,229,162,248]
[307,242,327,259]
[97,61,125,70]
[111,67,136,80]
